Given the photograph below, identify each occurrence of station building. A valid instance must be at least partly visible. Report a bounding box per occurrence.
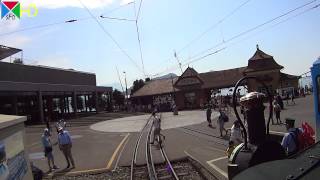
[0,45,112,124]
[131,46,300,110]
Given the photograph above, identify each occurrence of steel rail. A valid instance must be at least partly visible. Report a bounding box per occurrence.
[159,143,180,180]
[130,115,152,180]
[146,118,158,180]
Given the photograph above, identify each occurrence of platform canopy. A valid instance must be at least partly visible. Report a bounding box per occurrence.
[0,45,22,60]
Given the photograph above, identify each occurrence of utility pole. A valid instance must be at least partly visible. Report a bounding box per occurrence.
[115,66,125,93]
[171,74,178,115]
[174,51,183,74]
[123,71,128,112]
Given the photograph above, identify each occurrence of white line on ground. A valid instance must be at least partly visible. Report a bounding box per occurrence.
[269,130,285,135]
[206,156,228,178]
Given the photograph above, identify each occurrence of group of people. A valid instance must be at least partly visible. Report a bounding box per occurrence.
[206,105,229,137]
[271,93,293,125]
[206,98,309,158]
[41,119,75,172]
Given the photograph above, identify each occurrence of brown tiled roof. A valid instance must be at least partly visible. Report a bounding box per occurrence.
[132,67,246,97]
[280,72,300,80]
[131,77,179,97]
[199,67,246,89]
[245,48,283,73]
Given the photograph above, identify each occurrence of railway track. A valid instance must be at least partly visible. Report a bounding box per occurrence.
[130,113,180,180]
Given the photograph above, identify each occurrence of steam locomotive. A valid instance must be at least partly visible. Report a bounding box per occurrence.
[228,58,320,180]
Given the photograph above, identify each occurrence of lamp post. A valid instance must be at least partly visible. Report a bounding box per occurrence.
[123,71,128,99]
[123,71,128,111]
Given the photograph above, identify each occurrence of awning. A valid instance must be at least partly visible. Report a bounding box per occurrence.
[0,45,22,60]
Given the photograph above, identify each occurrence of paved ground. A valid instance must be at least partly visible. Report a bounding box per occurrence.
[25,95,315,179]
[91,110,219,132]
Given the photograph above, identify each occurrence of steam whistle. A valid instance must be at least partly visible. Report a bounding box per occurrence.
[228,77,286,180]
[240,92,266,145]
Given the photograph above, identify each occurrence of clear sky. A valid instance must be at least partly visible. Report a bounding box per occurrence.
[0,0,319,89]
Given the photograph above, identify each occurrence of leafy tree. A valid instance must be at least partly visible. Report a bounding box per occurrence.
[131,79,145,95]
[113,89,125,105]
[13,58,23,64]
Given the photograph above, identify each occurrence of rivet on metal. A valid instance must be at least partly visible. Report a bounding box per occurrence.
[286,174,294,180]
[299,167,304,171]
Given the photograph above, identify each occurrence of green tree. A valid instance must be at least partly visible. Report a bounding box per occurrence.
[113,89,125,105]
[13,58,23,64]
[131,79,145,95]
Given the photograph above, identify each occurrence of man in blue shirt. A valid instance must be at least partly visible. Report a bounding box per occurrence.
[41,128,58,171]
[281,118,301,156]
[57,127,75,169]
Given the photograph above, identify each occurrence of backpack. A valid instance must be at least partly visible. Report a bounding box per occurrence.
[290,123,315,152]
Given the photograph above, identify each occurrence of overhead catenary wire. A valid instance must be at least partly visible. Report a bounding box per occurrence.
[224,3,320,56]
[133,0,146,77]
[78,0,144,74]
[0,2,134,37]
[177,0,251,54]
[185,0,318,63]
[136,0,144,21]
[99,15,135,22]
[116,66,125,93]
[152,0,319,77]
[152,47,226,77]
[148,0,251,74]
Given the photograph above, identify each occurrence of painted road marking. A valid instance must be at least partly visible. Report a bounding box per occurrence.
[206,156,228,178]
[113,135,131,171]
[27,142,40,148]
[51,167,108,176]
[51,133,130,176]
[28,152,45,160]
[269,130,285,135]
[106,133,130,169]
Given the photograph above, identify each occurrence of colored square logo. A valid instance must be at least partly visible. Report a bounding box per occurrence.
[1,1,20,19]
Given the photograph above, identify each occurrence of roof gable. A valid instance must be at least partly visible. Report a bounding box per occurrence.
[245,46,283,73]
[174,67,204,87]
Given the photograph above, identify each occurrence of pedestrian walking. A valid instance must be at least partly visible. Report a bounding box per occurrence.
[218,110,228,137]
[206,104,212,127]
[281,118,302,156]
[270,99,277,125]
[273,101,282,124]
[57,127,75,169]
[151,111,161,144]
[286,92,290,105]
[230,121,242,146]
[276,94,284,109]
[56,119,67,133]
[45,116,51,134]
[41,128,58,171]
[291,93,295,105]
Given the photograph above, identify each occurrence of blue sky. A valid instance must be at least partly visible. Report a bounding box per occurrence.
[0,0,319,89]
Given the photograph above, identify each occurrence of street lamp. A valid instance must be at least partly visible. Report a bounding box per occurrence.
[123,71,128,99]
